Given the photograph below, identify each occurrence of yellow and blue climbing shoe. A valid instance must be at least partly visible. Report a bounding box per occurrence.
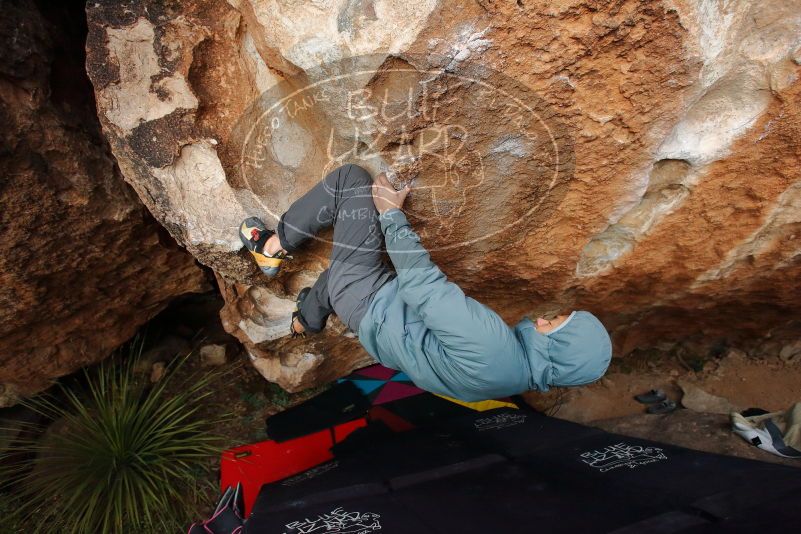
[239,217,287,278]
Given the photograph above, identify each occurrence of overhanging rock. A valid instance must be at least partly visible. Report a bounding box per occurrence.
[86,0,801,390]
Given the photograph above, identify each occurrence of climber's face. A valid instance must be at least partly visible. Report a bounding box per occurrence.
[535,314,571,334]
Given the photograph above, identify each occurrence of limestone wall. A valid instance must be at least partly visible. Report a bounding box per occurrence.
[0,0,207,405]
[85,0,801,390]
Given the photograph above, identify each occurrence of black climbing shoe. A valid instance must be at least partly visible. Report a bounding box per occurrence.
[635,389,667,404]
[290,287,311,338]
[647,399,677,415]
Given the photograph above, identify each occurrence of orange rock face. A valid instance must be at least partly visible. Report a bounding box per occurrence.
[85,0,801,391]
[0,0,207,404]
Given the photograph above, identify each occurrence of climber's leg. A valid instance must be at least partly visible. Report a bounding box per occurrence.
[295,269,334,334]
[247,164,368,273]
[324,165,395,332]
[276,164,366,252]
[276,164,394,332]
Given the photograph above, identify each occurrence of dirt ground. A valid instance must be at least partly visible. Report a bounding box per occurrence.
[524,346,801,468]
[524,349,801,422]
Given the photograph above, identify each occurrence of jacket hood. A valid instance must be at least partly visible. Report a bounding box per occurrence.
[515,311,612,392]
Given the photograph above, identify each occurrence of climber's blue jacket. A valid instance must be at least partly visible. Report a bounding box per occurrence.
[358,209,613,402]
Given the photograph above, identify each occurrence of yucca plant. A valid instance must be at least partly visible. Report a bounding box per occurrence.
[0,339,231,533]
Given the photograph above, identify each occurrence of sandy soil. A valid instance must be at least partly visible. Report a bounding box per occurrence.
[522,348,801,468]
[524,350,801,423]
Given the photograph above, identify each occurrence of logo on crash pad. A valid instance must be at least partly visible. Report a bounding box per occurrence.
[280,460,339,486]
[580,442,667,473]
[284,507,381,534]
[474,412,527,431]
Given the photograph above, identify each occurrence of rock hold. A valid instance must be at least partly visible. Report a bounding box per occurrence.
[150,362,166,383]
[779,340,801,363]
[199,344,229,367]
[678,380,740,415]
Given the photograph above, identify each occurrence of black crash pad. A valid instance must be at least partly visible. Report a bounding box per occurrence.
[245,404,801,533]
[247,423,496,515]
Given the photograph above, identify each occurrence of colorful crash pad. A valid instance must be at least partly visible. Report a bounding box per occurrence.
[338,365,425,405]
[224,363,519,518]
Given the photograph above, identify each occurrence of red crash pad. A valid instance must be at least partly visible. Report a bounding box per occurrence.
[220,417,367,516]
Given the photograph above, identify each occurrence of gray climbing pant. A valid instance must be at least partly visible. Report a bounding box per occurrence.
[277,164,396,333]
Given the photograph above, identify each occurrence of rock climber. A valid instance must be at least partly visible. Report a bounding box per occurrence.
[239,164,612,401]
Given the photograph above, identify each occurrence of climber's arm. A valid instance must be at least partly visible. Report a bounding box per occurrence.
[372,173,515,349]
[371,173,453,317]
[379,208,451,312]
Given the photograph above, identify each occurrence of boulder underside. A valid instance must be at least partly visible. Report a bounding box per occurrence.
[85,0,801,391]
[0,0,208,405]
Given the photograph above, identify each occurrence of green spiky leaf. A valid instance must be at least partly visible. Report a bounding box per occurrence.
[0,338,232,533]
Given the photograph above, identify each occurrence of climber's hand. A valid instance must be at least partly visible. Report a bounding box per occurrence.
[372,172,411,214]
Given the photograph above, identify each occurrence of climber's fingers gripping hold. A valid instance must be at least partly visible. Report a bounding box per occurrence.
[372,172,411,215]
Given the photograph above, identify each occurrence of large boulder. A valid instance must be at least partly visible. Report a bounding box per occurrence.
[0,0,207,405]
[85,0,801,391]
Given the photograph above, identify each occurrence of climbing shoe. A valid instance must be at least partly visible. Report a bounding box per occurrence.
[646,399,677,415]
[634,389,667,404]
[290,287,311,338]
[239,217,288,277]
